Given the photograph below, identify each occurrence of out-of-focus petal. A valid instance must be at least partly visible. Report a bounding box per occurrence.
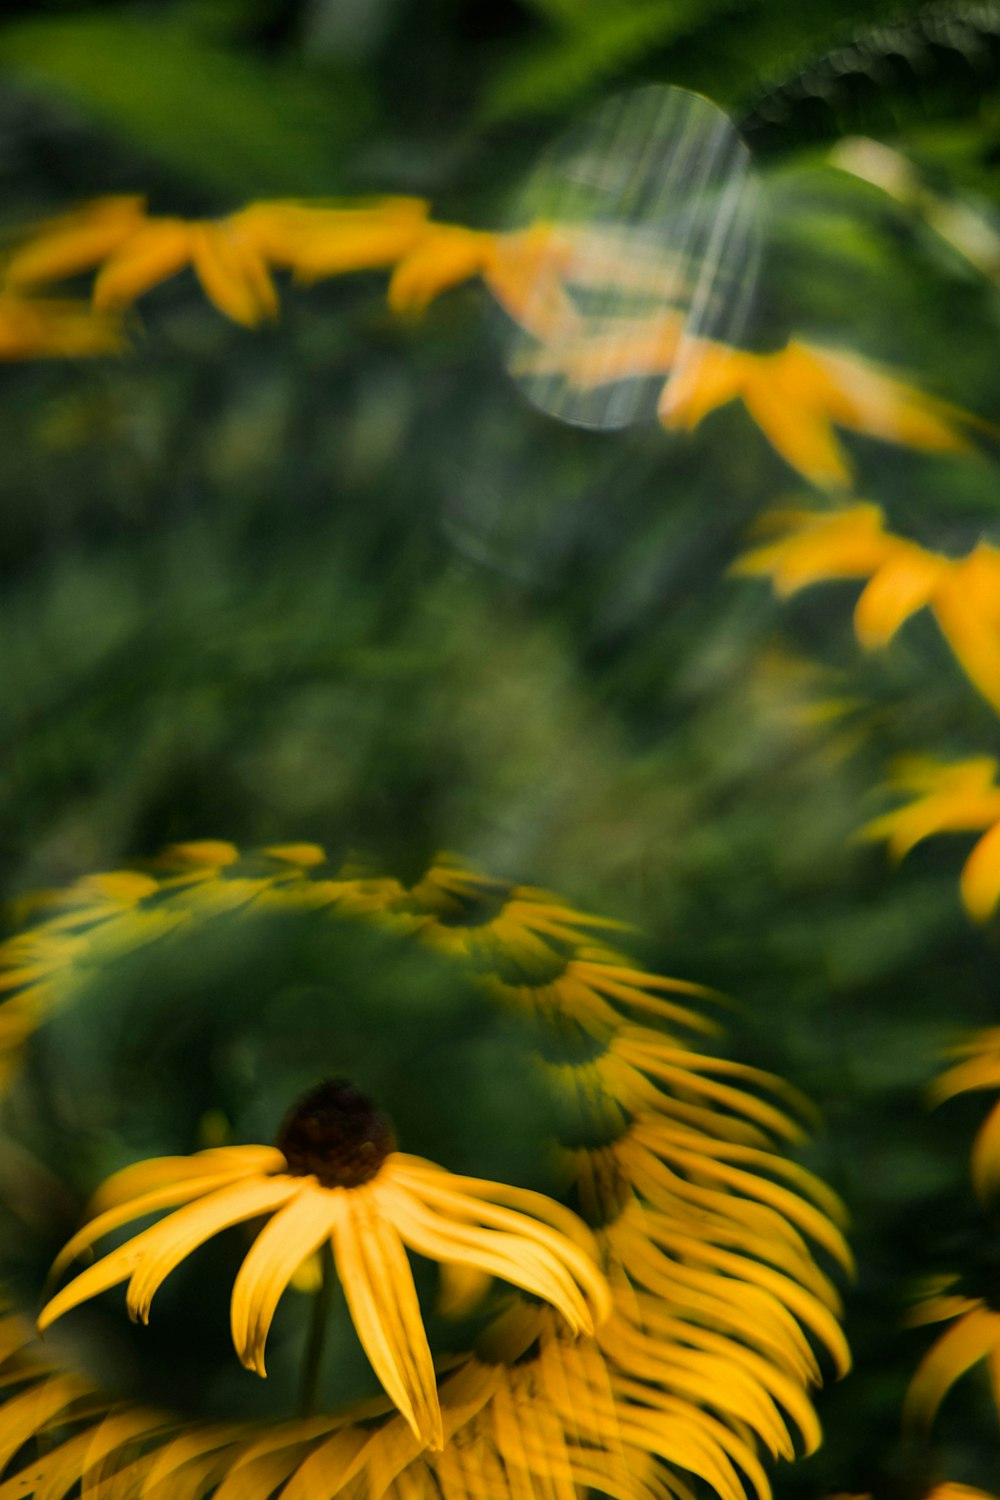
[3,197,147,286]
[92,221,193,311]
[853,548,949,648]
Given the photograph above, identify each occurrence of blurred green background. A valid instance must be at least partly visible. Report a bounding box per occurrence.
[2,0,1000,1493]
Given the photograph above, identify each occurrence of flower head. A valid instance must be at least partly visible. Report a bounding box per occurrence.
[40,1077,611,1450]
[1,843,848,1498]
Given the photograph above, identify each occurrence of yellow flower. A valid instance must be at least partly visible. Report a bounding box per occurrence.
[905,1288,1000,1429]
[0,291,124,359]
[932,1028,1000,1200]
[658,339,970,487]
[3,195,433,327]
[513,323,971,484]
[1,843,847,1499]
[735,506,1000,717]
[860,756,1000,921]
[40,1079,611,1450]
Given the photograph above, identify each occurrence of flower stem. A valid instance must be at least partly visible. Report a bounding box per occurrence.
[300,1244,335,1418]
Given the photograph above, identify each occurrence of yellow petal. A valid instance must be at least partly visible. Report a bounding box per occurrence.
[734,505,896,597]
[230,1182,336,1375]
[971,1098,1000,1202]
[388,225,494,317]
[189,222,278,327]
[932,546,1000,715]
[853,547,949,648]
[742,365,852,488]
[483,224,582,343]
[331,1190,443,1450]
[125,1177,299,1324]
[802,343,972,454]
[657,341,747,431]
[905,1303,1000,1427]
[961,820,1000,922]
[3,197,147,286]
[92,221,193,311]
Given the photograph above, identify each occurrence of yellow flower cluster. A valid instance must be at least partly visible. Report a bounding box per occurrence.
[0,842,849,1500]
[2,193,977,492]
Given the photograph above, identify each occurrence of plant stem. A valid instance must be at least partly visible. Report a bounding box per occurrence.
[299,1244,335,1418]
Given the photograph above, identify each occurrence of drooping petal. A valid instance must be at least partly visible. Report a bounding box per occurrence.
[853,547,949,648]
[932,546,1000,715]
[905,1302,1000,1427]
[3,197,148,286]
[230,1183,339,1376]
[960,820,1000,922]
[189,222,279,327]
[92,221,194,311]
[331,1189,443,1450]
[125,1177,300,1325]
[388,225,494,316]
[733,505,898,597]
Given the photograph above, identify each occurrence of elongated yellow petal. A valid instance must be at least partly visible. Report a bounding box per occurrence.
[189,222,278,327]
[125,1177,299,1325]
[802,344,972,454]
[0,1375,90,1469]
[743,367,852,488]
[88,1145,284,1213]
[932,547,1000,715]
[230,1183,336,1376]
[380,1182,595,1336]
[332,1190,443,1450]
[905,1302,1000,1427]
[734,505,896,596]
[657,342,747,431]
[388,225,494,316]
[3,197,147,286]
[960,820,1000,921]
[387,1163,610,1326]
[50,1172,253,1285]
[971,1098,1000,1201]
[92,221,193,311]
[853,548,949,648]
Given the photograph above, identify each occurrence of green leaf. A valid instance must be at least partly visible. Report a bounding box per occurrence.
[0,13,369,199]
[481,0,737,123]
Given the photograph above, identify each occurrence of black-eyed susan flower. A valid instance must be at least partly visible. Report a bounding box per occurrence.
[40,1077,611,1450]
[734,506,1000,717]
[860,756,1000,922]
[0,843,848,1499]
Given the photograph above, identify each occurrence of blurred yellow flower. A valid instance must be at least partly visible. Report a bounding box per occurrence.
[905,1287,1000,1429]
[658,339,970,487]
[3,195,436,327]
[861,756,1000,921]
[512,319,971,484]
[735,506,1000,717]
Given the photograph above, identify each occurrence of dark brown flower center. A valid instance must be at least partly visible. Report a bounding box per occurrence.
[276,1078,396,1188]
